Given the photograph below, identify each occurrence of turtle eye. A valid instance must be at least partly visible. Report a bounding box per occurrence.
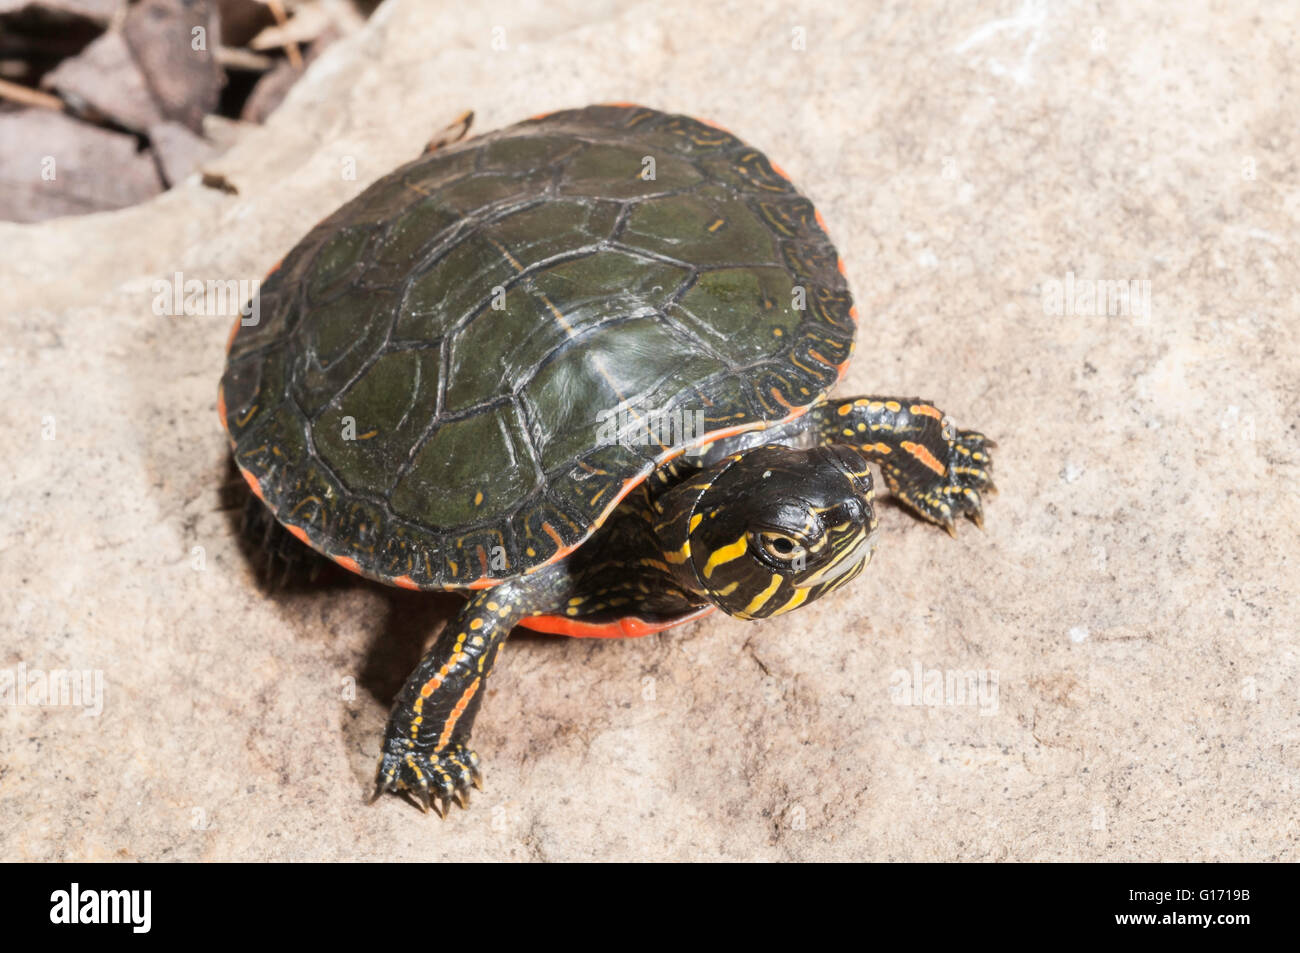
[754,531,806,566]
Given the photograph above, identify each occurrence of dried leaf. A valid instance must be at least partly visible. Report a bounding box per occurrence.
[121,0,224,134]
[41,29,163,132]
[0,108,163,221]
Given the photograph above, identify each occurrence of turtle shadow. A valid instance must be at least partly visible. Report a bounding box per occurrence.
[217,456,554,706]
[218,456,350,595]
[345,583,558,795]
[216,456,617,797]
[358,587,462,704]
[353,577,558,707]
[218,456,462,706]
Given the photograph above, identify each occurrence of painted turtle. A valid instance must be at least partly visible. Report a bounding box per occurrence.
[218,104,996,813]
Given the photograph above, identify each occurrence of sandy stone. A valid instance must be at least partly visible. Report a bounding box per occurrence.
[0,0,1295,861]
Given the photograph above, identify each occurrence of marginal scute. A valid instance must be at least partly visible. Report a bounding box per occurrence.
[809,285,857,332]
[752,195,820,240]
[227,287,294,361]
[636,114,742,154]
[232,401,309,500]
[545,441,649,520]
[221,343,288,440]
[220,104,856,589]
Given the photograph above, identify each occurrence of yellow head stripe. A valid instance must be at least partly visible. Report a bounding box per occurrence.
[702,535,749,578]
[740,574,784,616]
[772,586,810,616]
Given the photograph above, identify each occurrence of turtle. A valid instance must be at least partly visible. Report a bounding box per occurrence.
[218,104,996,814]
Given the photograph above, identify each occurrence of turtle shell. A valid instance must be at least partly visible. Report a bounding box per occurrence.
[219,104,857,590]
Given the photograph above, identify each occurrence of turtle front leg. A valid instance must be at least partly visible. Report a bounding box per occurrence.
[812,396,996,534]
[373,581,535,814]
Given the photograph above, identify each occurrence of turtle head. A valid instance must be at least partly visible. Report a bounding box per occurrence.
[660,444,878,619]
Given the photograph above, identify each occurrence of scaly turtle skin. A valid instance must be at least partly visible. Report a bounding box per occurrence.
[218,104,996,814]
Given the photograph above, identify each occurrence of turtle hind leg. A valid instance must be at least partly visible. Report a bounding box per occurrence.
[238,493,327,589]
[812,396,996,535]
[373,580,541,815]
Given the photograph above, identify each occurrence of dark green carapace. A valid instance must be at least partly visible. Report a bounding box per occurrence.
[219,105,996,814]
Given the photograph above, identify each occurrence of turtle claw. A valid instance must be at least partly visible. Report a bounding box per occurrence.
[941,430,996,534]
[891,426,996,534]
[415,783,433,814]
[372,743,481,814]
[951,431,996,491]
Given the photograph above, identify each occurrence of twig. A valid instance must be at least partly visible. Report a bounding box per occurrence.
[216,46,277,72]
[0,77,64,112]
[265,0,304,71]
